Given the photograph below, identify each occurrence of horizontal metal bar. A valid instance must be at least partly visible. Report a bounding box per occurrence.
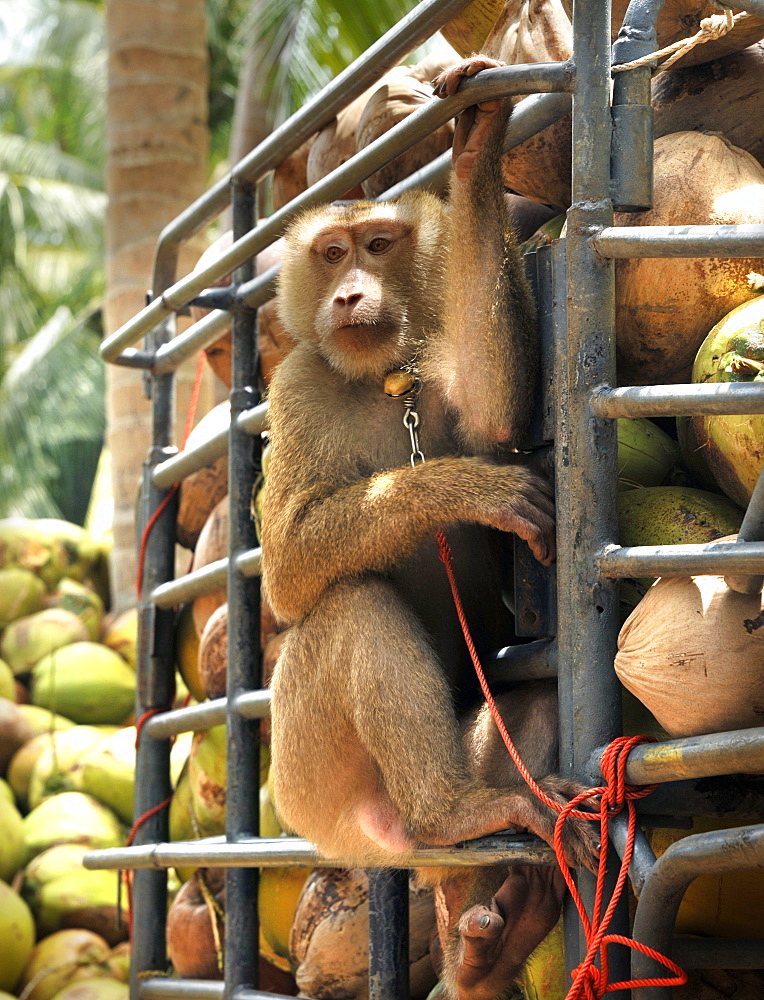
[84,834,556,872]
[593,224,764,258]
[490,638,557,681]
[101,63,574,362]
[151,402,268,490]
[144,690,272,739]
[109,348,156,369]
[152,558,227,608]
[152,310,230,376]
[591,383,764,419]
[598,541,764,579]
[140,981,225,1000]
[587,728,764,788]
[151,547,262,608]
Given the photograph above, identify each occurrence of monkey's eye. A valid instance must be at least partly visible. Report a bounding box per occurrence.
[367,237,392,254]
[324,245,346,262]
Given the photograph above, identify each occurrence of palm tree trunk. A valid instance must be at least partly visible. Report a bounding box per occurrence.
[105,0,214,610]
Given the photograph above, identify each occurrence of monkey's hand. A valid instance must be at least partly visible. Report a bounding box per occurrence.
[432,57,509,184]
[536,776,601,874]
[455,867,564,1000]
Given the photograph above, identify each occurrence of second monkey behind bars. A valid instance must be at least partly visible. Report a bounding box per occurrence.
[261,57,597,1000]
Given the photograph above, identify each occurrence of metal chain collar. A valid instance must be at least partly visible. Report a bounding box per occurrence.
[382,364,425,466]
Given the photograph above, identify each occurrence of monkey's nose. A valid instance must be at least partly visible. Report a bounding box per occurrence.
[334,291,363,307]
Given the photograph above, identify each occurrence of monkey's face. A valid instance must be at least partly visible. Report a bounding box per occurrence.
[278,195,446,380]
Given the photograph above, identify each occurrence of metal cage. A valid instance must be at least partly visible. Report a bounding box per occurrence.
[88,2,764,998]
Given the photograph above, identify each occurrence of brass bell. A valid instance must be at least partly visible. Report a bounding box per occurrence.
[383,369,416,397]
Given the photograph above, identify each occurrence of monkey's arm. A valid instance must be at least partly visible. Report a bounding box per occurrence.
[261,423,553,624]
[424,60,538,453]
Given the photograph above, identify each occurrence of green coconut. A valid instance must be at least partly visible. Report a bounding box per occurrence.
[689,293,764,508]
[0,796,26,882]
[616,418,679,491]
[44,580,104,642]
[31,643,135,726]
[22,791,124,863]
[0,659,15,701]
[27,726,113,811]
[0,567,47,629]
[33,870,126,946]
[75,727,136,825]
[48,977,129,1000]
[0,776,14,805]
[17,929,113,1000]
[22,843,91,907]
[617,485,744,612]
[2,609,89,676]
[188,724,227,833]
[0,519,100,589]
[0,879,36,992]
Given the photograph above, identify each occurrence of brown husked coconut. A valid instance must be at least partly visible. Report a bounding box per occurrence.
[654,42,764,174]
[440,0,508,56]
[290,868,437,1000]
[615,536,764,738]
[560,1,764,68]
[190,495,228,636]
[306,68,410,200]
[272,136,314,211]
[198,602,227,699]
[177,402,230,550]
[483,0,573,209]
[356,75,454,199]
[615,131,764,386]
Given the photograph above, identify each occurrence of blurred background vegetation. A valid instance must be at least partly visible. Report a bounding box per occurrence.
[0,0,418,526]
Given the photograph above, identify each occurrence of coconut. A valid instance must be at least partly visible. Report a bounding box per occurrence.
[616,418,679,491]
[0,696,40,774]
[47,978,129,1000]
[175,602,205,702]
[99,608,137,670]
[519,917,565,1000]
[689,293,764,508]
[0,796,26,882]
[290,868,437,1000]
[0,567,47,629]
[616,538,764,737]
[615,132,764,386]
[0,519,99,589]
[33,870,127,946]
[0,879,35,992]
[44,579,104,641]
[17,929,113,1000]
[272,136,314,211]
[22,791,124,863]
[166,869,225,979]
[74,726,137,825]
[617,484,744,611]
[188,724,227,833]
[31,643,135,726]
[0,659,15,701]
[355,74,454,199]
[198,603,227,699]
[190,497,228,637]
[1,609,89,677]
[259,866,312,963]
[176,403,230,551]
[8,731,56,808]
[559,1,764,68]
[0,776,14,804]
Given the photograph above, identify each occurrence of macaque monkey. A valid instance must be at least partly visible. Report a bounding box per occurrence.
[261,57,596,999]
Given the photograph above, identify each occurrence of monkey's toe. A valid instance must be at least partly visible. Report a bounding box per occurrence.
[460,905,505,942]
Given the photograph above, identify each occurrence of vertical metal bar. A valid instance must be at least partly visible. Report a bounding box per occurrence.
[557,0,630,990]
[725,461,764,594]
[224,180,262,998]
[131,319,178,998]
[368,869,409,1000]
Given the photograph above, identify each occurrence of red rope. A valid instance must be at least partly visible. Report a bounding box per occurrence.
[435,528,687,998]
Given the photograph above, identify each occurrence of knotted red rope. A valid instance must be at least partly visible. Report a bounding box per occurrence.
[435,528,687,998]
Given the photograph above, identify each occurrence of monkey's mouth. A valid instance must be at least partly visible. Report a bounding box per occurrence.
[333,321,397,352]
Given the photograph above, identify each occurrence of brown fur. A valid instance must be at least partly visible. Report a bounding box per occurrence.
[262,58,596,1000]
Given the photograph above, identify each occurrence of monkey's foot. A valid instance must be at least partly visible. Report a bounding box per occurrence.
[453,867,564,1000]
[538,778,601,874]
[431,57,506,100]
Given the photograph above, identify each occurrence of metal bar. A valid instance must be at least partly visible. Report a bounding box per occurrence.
[637,774,764,821]
[593,224,764,258]
[143,690,271,740]
[489,638,557,682]
[591,382,764,418]
[671,939,764,970]
[368,870,409,1000]
[558,0,626,985]
[101,62,574,362]
[152,309,230,375]
[726,460,764,594]
[84,834,557,872]
[632,824,764,1000]
[152,558,228,607]
[224,181,261,999]
[152,403,268,491]
[608,812,657,896]
[598,540,764,578]
[140,982,225,1000]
